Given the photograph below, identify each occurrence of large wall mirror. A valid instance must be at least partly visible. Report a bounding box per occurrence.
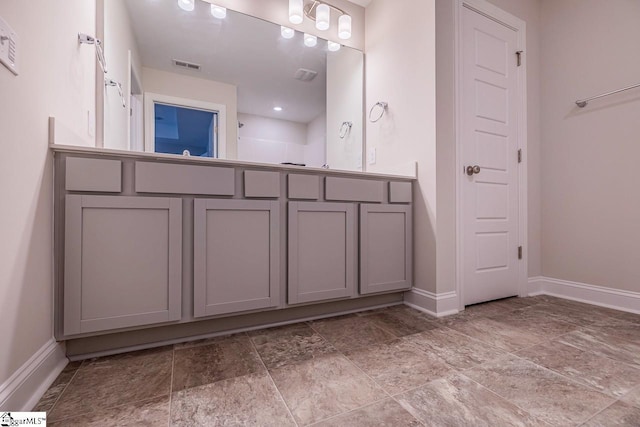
[101,0,364,171]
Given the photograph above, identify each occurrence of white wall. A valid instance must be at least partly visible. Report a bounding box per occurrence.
[365,0,437,293]
[540,0,640,292]
[326,48,364,171]
[102,0,143,151]
[0,0,95,391]
[237,113,308,165]
[142,67,239,159]
[305,113,327,168]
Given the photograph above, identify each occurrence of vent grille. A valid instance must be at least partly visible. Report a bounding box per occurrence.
[294,68,318,82]
[173,59,201,71]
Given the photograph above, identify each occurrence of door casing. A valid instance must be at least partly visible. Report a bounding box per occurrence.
[455,0,528,310]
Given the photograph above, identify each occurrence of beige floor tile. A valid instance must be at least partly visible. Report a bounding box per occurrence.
[49,395,169,427]
[48,347,173,421]
[447,317,544,352]
[582,401,640,427]
[464,354,615,426]
[557,328,640,367]
[312,399,421,427]
[270,353,386,425]
[360,306,440,337]
[170,372,296,427]
[396,373,546,427]
[405,327,507,370]
[33,361,82,412]
[622,386,640,409]
[310,315,397,352]
[344,340,452,395]
[172,333,264,392]
[589,321,640,346]
[518,340,640,397]
[249,323,337,369]
[489,308,578,340]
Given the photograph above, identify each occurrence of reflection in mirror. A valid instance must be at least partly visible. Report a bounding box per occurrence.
[101,0,364,171]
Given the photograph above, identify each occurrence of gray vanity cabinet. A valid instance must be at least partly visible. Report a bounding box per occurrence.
[64,195,183,335]
[288,202,357,304]
[360,204,413,295]
[193,199,280,317]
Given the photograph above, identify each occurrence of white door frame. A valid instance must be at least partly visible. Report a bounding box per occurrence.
[144,92,227,159]
[455,0,528,310]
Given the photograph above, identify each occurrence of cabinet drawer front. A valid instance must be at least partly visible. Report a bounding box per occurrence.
[193,199,280,317]
[135,161,235,195]
[288,202,356,304]
[360,204,412,294]
[66,157,122,193]
[325,177,383,202]
[64,195,182,335]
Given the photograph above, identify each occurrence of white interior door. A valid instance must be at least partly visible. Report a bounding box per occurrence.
[461,5,521,305]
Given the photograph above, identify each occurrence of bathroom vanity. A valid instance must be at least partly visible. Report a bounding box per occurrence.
[52,146,414,357]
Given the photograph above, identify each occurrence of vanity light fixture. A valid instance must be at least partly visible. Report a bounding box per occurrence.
[210,4,227,19]
[327,41,341,52]
[178,0,195,12]
[289,1,353,40]
[315,4,330,31]
[303,33,317,47]
[289,0,304,24]
[281,26,295,39]
[338,14,352,40]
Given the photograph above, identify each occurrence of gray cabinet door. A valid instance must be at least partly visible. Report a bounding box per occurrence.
[64,195,182,336]
[288,202,356,304]
[360,204,412,294]
[193,199,280,317]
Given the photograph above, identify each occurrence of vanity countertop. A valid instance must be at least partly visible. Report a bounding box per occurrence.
[50,144,417,181]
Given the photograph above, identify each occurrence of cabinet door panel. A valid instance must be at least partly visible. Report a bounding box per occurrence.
[360,204,412,294]
[288,202,356,304]
[64,195,182,335]
[194,199,280,317]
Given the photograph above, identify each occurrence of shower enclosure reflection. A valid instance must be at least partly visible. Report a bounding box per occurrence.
[100,0,364,171]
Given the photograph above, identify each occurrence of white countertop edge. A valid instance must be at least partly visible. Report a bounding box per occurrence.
[50,144,417,181]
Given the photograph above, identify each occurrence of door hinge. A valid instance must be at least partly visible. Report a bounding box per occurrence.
[518,246,523,260]
[516,51,523,67]
[518,149,522,163]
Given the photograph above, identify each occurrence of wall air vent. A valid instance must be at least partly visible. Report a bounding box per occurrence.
[173,59,201,71]
[294,68,318,82]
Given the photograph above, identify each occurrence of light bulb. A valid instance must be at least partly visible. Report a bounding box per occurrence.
[338,14,352,40]
[289,0,304,24]
[273,106,283,112]
[304,33,317,47]
[281,26,295,39]
[327,41,341,52]
[178,0,195,12]
[210,4,227,19]
[315,4,330,31]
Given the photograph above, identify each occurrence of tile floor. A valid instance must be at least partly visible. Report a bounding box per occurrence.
[36,296,640,426]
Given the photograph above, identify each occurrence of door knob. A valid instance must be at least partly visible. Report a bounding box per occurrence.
[466,165,481,176]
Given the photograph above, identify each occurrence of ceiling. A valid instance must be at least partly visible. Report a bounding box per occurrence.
[345,0,372,7]
[124,0,348,123]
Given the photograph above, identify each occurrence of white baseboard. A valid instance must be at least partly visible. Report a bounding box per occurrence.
[528,276,640,315]
[404,288,459,318]
[0,339,67,411]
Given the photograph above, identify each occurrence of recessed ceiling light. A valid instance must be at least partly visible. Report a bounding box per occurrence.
[178,0,194,12]
[304,33,318,47]
[210,4,227,19]
[273,106,283,112]
[281,26,295,39]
